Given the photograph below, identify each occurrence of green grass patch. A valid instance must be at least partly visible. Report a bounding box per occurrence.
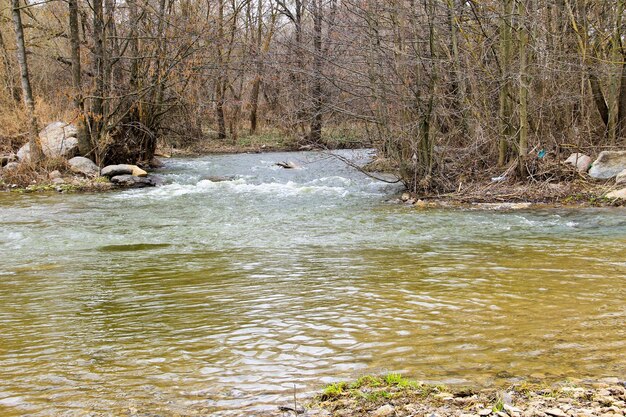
[317,373,434,406]
[321,382,347,400]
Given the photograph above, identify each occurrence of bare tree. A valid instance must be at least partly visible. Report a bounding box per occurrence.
[11,0,43,163]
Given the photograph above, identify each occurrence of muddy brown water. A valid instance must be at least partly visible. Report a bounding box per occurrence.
[0,150,624,416]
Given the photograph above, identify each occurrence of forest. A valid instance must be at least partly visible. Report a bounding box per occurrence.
[1,0,626,193]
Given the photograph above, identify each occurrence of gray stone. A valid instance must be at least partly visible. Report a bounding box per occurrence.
[68,157,100,178]
[110,174,157,188]
[150,157,164,168]
[606,187,626,200]
[101,164,135,177]
[51,177,65,185]
[564,153,592,173]
[17,122,79,161]
[3,162,19,171]
[589,151,626,179]
[0,153,17,167]
[617,170,626,185]
[148,175,165,186]
[48,170,62,180]
[372,404,395,417]
[503,404,522,415]
[479,409,492,416]
[545,408,568,417]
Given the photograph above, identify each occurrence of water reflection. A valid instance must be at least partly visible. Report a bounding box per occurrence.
[0,150,625,416]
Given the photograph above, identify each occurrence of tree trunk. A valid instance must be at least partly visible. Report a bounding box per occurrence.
[308,0,323,144]
[216,0,227,140]
[249,0,263,135]
[447,0,468,136]
[90,0,106,154]
[11,0,43,163]
[69,0,90,157]
[617,55,626,141]
[518,0,529,176]
[589,68,609,128]
[498,0,514,167]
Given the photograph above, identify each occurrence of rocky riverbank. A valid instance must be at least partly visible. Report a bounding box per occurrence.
[0,121,165,193]
[288,375,626,417]
[376,150,626,208]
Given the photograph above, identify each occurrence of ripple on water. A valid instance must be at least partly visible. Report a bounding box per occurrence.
[0,151,625,416]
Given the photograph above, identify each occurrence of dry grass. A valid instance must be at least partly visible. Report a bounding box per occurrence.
[0,157,70,189]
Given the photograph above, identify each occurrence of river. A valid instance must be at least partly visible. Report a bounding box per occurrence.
[0,150,625,416]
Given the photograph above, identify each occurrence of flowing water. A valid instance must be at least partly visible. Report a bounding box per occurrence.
[0,150,625,416]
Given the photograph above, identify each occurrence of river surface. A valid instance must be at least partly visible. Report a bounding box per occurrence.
[0,150,625,416]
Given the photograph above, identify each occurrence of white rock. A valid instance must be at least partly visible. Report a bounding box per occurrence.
[617,170,626,185]
[17,122,79,161]
[131,166,148,177]
[101,164,149,178]
[589,151,626,179]
[545,408,568,417]
[372,404,395,417]
[564,153,592,173]
[606,188,626,200]
[68,156,100,178]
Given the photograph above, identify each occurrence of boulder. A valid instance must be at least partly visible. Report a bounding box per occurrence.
[68,156,100,177]
[589,151,626,179]
[17,122,79,161]
[101,164,135,177]
[616,169,626,185]
[606,187,626,200]
[101,164,147,178]
[564,153,592,173]
[131,166,147,177]
[110,174,157,188]
[1,153,17,167]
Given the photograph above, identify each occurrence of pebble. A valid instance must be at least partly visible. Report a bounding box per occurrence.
[372,404,395,417]
[478,409,492,416]
[600,378,621,385]
[504,404,522,415]
[544,409,568,417]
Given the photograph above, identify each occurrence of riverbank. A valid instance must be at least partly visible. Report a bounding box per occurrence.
[165,130,368,156]
[390,179,625,209]
[294,375,626,417]
[1,147,625,209]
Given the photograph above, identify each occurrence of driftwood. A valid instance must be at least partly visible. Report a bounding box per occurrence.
[276,161,300,169]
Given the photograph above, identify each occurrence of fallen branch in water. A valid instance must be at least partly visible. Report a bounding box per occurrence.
[322,150,404,184]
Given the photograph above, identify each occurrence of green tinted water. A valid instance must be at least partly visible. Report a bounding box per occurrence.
[0,150,624,416]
